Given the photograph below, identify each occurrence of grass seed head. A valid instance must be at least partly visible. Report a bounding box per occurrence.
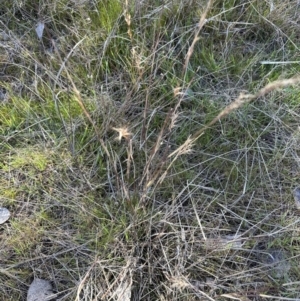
[112,127,132,141]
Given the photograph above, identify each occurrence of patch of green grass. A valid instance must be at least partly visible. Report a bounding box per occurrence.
[90,0,123,32]
[2,148,49,171]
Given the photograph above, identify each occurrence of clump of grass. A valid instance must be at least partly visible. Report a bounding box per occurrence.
[1,0,300,300]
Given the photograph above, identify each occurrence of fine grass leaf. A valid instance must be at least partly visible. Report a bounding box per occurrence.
[221,293,251,301]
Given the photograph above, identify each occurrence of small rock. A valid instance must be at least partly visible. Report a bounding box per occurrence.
[0,87,9,103]
[0,207,10,224]
[27,279,55,301]
[293,187,300,209]
[35,21,45,40]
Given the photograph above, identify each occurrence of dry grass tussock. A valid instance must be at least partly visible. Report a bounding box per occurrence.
[1,0,300,300]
